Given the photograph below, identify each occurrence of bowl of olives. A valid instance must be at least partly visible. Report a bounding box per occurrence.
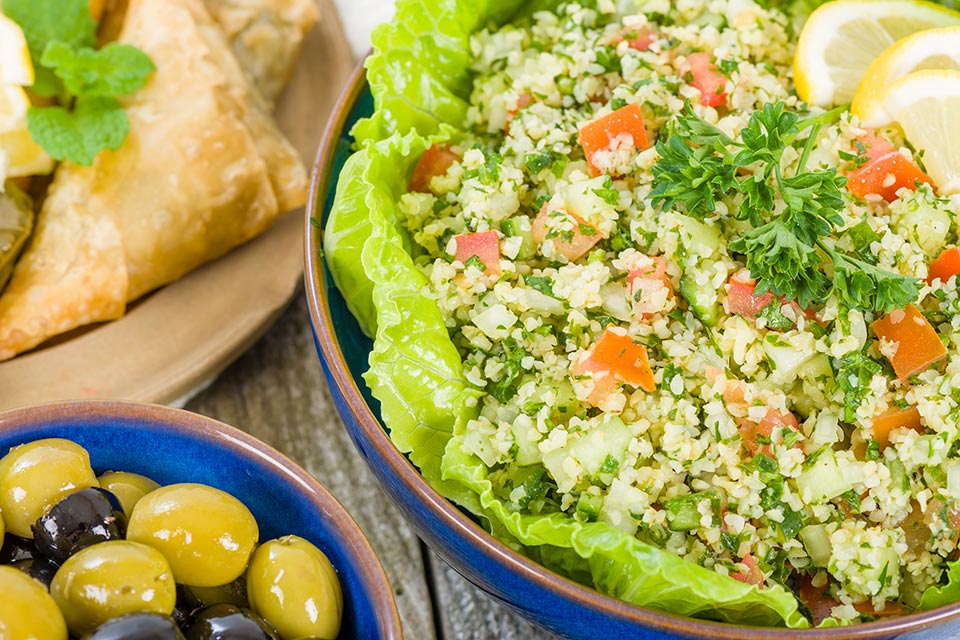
[0,401,402,639]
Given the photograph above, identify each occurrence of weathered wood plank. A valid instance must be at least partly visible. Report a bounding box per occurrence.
[428,551,559,639]
[186,296,435,639]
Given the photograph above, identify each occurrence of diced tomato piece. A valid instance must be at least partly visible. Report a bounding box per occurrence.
[687,52,728,108]
[730,553,764,587]
[531,204,602,262]
[454,231,501,276]
[505,93,535,134]
[617,26,655,51]
[872,406,923,448]
[739,408,800,457]
[409,145,461,194]
[578,103,650,176]
[929,246,960,285]
[872,305,946,380]
[846,137,933,203]
[724,276,776,319]
[573,327,656,395]
[856,133,896,163]
[628,256,673,316]
[627,256,669,288]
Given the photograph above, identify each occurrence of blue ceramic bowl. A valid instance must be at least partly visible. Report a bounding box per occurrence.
[0,401,402,640]
[304,63,960,640]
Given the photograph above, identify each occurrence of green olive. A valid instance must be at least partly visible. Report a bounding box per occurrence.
[97,471,160,515]
[0,565,68,639]
[127,483,258,587]
[188,575,249,609]
[0,438,98,538]
[50,540,176,636]
[246,536,343,640]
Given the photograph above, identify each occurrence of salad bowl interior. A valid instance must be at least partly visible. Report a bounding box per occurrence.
[0,401,402,640]
[305,62,960,640]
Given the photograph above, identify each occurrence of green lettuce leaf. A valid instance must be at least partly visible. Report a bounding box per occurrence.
[441,437,808,627]
[325,129,481,499]
[352,0,563,144]
[325,0,818,628]
[920,561,960,610]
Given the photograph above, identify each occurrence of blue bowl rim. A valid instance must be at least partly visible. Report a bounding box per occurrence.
[303,58,960,639]
[0,399,403,640]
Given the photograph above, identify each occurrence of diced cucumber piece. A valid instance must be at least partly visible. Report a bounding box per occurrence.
[679,272,719,326]
[561,176,614,226]
[472,304,518,340]
[809,411,841,448]
[569,415,632,477]
[577,492,603,522]
[892,189,952,258]
[664,491,718,532]
[600,282,632,322]
[501,216,535,260]
[796,448,852,503]
[763,335,816,385]
[796,353,833,384]
[676,216,721,257]
[542,415,632,490]
[550,380,581,422]
[799,524,832,567]
[510,415,542,467]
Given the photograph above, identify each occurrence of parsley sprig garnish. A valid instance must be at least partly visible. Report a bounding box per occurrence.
[649,102,920,313]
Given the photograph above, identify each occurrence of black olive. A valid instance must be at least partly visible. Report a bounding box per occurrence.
[0,534,37,563]
[82,613,186,639]
[172,584,203,628]
[182,604,279,640]
[31,487,126,563]
[11,556,59,587]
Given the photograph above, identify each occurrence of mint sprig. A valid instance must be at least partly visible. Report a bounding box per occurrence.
[4,0,155,167]
[3,0,97,98]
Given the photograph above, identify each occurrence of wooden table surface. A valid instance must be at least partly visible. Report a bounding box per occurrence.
[186,294,558,639]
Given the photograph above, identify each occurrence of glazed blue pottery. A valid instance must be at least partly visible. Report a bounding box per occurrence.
[304,62,960,640]
[0,401,402,640]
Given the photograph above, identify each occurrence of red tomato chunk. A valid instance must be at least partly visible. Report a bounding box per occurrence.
[453,231,500,276]
[409,145,461,194]
[531,204,602,262]
[846,134,932,202]
[578,103,650,176]
[871,305,946,380]
[687,52,728,108]
[928,246,960,285]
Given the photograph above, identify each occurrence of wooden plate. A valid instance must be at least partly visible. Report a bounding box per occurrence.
[0,0,355,410]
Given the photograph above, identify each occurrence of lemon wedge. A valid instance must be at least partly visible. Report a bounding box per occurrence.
[852,26,960,127]
[0,129,55,178]
[876,69,960,195]
[0,12,33,87]
[794,0,960,107]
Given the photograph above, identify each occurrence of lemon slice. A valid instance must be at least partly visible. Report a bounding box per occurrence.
[794,0,960,107]
[0,129,55,178]
[852,26,960,127]
[0,84,29,132]
[877,69,960,195]
[0,13,34,87]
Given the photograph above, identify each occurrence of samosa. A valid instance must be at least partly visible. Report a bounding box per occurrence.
[0,0,309,361]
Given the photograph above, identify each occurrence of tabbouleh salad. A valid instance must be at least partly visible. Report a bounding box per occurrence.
[330,0,960,628]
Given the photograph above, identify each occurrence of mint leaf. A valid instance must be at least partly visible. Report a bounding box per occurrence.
[4,0,97,97]
[28,96,129,167]
[42,42,156,97]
